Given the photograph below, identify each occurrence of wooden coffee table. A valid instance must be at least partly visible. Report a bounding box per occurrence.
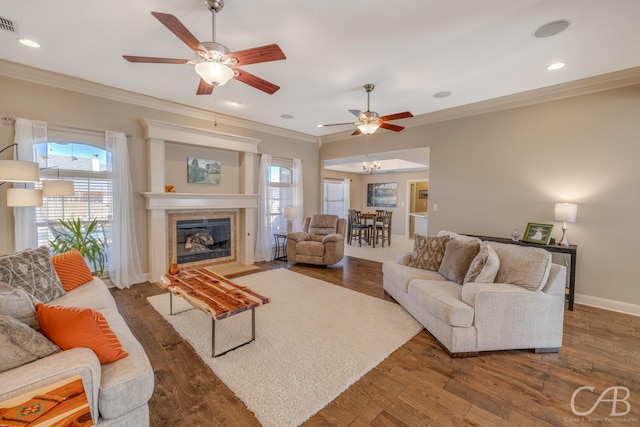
[158,268,269,357]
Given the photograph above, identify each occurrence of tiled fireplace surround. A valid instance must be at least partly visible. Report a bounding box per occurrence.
[141,119,259,282]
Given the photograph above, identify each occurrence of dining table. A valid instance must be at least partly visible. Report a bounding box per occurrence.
[359,212,380,247]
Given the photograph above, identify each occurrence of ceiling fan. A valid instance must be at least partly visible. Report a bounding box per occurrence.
[123,0,286,95]
[318,84,413,135]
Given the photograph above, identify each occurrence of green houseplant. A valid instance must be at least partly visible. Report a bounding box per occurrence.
[49,217,107,276]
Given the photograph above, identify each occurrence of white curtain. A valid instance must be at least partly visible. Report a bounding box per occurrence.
[343,178,351,218]
[254,154,273,262]
[13,118,47,251]
[105,131,145,288]
[292,158,304,231]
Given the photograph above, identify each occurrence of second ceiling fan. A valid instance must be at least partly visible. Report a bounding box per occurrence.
[319,84,413,135]
[123,0,286,95]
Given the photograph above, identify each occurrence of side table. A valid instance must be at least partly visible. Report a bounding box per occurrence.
[273,232,288,261]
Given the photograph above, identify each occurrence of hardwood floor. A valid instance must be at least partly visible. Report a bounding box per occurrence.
[111,258,640,426]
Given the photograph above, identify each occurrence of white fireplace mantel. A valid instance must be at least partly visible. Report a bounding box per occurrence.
[142,192,259,210]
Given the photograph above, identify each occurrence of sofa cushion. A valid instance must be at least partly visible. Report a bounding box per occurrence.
[308,214,338,242]
[0,246,65,303]
[408,235,450,271]
[51,249,94,291]
[438,238,480,284]
[464,241,501,284]
[0,284,41,329]
[37,304,129,364]
[296,241,325,257]
[491,242,552,291]
[382,260,447,293]
[408,280,475,327]
[52,278,117,311]
[0,315,60,372]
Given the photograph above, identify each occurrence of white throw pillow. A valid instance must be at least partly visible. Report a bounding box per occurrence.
[463,242,500,284]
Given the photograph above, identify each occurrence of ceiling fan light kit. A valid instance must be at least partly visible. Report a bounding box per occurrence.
[195,61,234,86]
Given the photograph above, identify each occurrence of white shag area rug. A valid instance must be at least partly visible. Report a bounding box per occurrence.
[147,269,422,427]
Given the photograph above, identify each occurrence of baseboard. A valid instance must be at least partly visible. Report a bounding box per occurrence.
[575,293,640,317]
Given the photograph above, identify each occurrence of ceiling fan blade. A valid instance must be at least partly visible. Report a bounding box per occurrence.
[123,55,191,64]
[196,79,214,95]
[379,122,405,132]
[349,109,362,118]
[319,122,357,127]
[151,12,201,52]
[352,128,362,136]
[227,44,286,66]
[233,69,280,94]
[379,111,414,121]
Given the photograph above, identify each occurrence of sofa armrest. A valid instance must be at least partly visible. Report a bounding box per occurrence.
[397,251,412,265]
[322,233,344,244]
[0,348,102,423]
[287,231,309,242]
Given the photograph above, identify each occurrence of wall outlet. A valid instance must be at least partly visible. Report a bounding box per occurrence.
[433,204,439,212]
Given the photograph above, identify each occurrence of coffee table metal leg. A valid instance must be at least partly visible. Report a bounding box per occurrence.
[212,308,256,358]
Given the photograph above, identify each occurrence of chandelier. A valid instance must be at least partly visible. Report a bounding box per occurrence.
[362,161,382,174]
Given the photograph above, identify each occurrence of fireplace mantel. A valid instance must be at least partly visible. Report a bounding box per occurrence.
[142,192,259,210]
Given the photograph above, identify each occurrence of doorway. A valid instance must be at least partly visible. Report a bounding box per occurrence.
[406,180,428,237]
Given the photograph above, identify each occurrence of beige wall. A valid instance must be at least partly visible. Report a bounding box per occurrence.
[0,75,319,273]
[321,84,640,311]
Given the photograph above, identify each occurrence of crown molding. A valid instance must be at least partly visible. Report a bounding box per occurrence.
[0,60,318,144]
[319,66,640,144]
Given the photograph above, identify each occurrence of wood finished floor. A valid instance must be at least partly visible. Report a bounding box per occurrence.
[111,257,640,426]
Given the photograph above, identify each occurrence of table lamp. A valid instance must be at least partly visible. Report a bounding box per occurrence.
[554,202,578,247]
[283,207,297,233]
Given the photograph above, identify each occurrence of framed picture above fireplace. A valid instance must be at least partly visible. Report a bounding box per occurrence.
[187,157,222,184]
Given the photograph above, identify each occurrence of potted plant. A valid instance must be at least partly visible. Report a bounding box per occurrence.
[49,217,107,276]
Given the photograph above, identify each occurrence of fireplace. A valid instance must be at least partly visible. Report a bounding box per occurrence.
[168,210,238,270]
[176,218,231,264]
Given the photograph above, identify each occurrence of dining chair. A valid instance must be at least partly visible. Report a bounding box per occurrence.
[374,210,392,247]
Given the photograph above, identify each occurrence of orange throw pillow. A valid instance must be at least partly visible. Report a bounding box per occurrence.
[51,249,94,291]
[37,304,128,364]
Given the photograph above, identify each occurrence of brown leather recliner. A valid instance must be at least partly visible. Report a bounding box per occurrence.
[286,214,346,265]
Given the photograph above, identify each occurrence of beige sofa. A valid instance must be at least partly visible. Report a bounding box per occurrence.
[0,251,154,425]
[382,232,567,356]
[286,214,346,266]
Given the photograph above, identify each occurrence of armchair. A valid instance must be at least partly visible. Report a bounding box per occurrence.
[286,214,346,265]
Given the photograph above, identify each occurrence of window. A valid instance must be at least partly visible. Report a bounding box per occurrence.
[34,141,112,267]
[323,179,346,217]
[266,159,293,233]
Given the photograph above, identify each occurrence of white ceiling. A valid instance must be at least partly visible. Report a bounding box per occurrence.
[1,0,640,143]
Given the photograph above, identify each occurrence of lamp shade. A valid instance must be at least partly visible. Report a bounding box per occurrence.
[7,188,43,206]
[0,160,40,183]
[357,123,379,135]
[283,207,297,219]
[195,61,234,86]
[554,203,578,223]
[42,180,75,196]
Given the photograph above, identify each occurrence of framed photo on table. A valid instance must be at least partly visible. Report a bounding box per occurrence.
[522,222,553,245]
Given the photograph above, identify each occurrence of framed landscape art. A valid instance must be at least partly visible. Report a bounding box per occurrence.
[367,182,397,207]
[187,157,221,185]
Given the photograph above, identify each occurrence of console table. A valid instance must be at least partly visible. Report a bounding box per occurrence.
[469,235,577,310]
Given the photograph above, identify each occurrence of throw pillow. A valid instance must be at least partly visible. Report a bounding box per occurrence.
[464,242,501,284]
[491,242,552,291]
[0,283,42,329]
[437,230,482,245]
[51,249,94,291]
[0,246,65,303]
[0,315,60,372]
[438,238,480,284]
[37,304,128,364]
[408,234,451,271]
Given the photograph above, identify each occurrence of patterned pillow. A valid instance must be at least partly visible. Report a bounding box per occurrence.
[51,249,94,291]
[0,315,60,372]
[0,247,65,303]
[464,241,501,284]
[408,235,451,271]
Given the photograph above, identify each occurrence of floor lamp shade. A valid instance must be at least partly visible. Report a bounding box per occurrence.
[42,180,75,196]
[7,188,43,206]
[0,160,40,183]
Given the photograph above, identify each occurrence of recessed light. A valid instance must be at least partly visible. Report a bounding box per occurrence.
[280,114,294,119]
[433,91,452,98]
[547,62,566,71]
[534,20,570,38]
[17,38,40,48]
[227,100,242,107]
